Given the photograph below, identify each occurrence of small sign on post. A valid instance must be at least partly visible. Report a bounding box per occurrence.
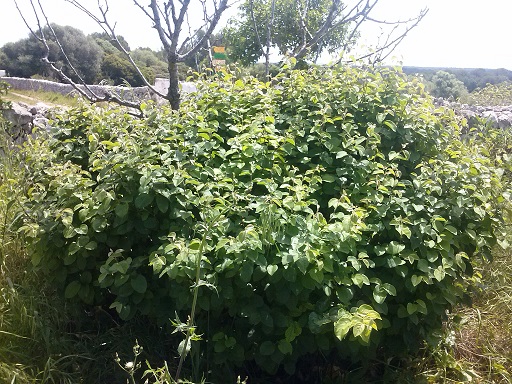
[212,46,227,67]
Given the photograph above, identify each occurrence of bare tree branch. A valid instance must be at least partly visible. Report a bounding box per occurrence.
[265,0,276,78]
[15,0,103,101]
[178,0,229,59]
[284,0,427,66]
[249,0,264,53]
[65,0,167,99]
[334,7,428,66]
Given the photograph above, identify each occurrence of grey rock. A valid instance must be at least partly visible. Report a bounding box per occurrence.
[3,102,33,126]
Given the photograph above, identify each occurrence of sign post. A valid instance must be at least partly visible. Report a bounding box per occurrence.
[212,46,227,67]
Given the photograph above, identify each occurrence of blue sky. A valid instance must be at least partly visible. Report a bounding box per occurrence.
[1,0,511,70]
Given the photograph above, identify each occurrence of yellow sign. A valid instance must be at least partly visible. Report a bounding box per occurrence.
[213,46,225,53]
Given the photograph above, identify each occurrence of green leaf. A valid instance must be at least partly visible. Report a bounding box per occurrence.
[434,268,446,281]
[63,252,77,266]
[285,322,302,342]
[64,280,81,299]
[336,287,353,303]
[63,226,75,239]
[334,315,353,340]
[259,341,275,356]
[322,174,337,183]
[412,204,424,212]
[417,259,430,273]
[189,239,202,251]
[352,273,370,288]
[278,340,293,355]
[309,269,324,284]
[386,241,405,255]
[407,303,417,315]
[115,203,129,217]
[445,225,457,235]
[411,275,422,287]
[267,264,278,276]
[75,224,88,235]
[156,194,169,213]
[296,256,309,275]
[381,283,396,296]
[131,275,147,294]
[415,299,428,314]
[135,193,153,209]
[373,286,387,304]
[240,263,253,283]
[85,241,97,250]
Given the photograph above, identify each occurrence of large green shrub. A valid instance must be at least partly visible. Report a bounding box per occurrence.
[19,66,506,375]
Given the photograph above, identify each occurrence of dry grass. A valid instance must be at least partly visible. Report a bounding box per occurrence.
[451,247,512,383]
[4,89,80,108]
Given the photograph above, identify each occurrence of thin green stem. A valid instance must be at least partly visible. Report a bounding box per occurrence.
[174,225,209,383]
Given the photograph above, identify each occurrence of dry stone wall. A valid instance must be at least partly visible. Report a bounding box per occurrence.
[1,101,51,144]
[0,77,152,102]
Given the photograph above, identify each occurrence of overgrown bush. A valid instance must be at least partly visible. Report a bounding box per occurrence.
[18,66,506,377]
[467,81,512,106]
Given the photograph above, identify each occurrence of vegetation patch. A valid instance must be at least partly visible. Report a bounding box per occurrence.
[14,65,507,381]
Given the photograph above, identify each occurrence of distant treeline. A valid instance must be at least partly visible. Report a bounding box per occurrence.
[402,67,512,93]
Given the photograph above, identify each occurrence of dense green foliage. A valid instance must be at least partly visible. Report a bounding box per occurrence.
[0,24,102,83]
[427,70,468,100]
[18,66,506,377]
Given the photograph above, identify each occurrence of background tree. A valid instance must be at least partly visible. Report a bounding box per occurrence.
[131,48,169,78]
[429,70,468,100]
[92,33,163,86]
[224,0,427,71]
[403,66,512,93]
[0,24,102,83]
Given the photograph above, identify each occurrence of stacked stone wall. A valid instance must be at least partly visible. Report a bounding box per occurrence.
[0,77,151,102]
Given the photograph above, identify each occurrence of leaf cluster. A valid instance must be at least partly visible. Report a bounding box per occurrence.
[0,80,11,110]
[18,66,507,376]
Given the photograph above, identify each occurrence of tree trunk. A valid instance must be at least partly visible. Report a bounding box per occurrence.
[167,55,180,110]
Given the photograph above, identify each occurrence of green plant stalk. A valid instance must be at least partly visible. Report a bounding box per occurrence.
[174,227,209,383]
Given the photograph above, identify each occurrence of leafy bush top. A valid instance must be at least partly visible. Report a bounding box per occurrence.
[19,66,506,375]
[467,81,512,106]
